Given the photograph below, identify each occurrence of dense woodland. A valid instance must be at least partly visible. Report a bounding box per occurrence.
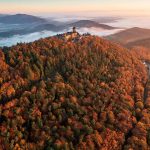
[0,34,150,150]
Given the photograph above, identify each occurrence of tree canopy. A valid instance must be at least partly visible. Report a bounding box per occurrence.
[0,35,149,150]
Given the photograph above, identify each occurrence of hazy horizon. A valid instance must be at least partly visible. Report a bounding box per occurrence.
[0,0,150,17]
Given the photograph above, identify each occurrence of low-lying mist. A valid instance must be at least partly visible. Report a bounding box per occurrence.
[0,28,123,47]
[1,16,150,47]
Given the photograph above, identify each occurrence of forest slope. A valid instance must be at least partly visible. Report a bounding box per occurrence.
[0,34,149,150]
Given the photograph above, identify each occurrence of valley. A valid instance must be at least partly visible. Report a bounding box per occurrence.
[0,14,123,47]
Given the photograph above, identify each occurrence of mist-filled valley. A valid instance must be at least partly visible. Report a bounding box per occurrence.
[1,14,150,47]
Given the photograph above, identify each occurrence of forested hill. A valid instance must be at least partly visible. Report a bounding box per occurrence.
[0,34,150,150]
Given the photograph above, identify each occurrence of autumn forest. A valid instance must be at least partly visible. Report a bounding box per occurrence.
[0,33,150,150]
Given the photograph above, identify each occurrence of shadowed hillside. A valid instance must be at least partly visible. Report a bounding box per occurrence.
[126,37,150,49]
[107,27,150,45]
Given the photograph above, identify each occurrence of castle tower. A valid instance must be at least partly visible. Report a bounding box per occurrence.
[73,27,76,33]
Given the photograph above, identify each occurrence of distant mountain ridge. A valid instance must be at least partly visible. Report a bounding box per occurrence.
[67,20,115,29]
[0,14,7,17]
[0,14,47,24]
[0,15,117,38]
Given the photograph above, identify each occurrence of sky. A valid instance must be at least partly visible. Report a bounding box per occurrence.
[0,0,150,16]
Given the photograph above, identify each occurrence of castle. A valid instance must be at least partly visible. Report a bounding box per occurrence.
[63,27,80,40]
[56,27,91,41]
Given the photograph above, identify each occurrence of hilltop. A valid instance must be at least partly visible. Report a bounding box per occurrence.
[0,33,150,150]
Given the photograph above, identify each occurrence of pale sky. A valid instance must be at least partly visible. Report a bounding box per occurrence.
[0,0,150,16]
